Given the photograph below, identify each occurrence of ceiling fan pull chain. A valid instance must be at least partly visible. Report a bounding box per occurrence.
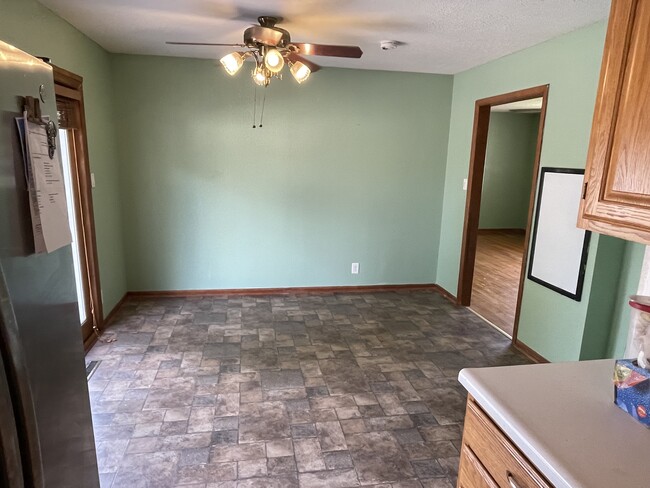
[259,87,267,128]
[252,85,257,128]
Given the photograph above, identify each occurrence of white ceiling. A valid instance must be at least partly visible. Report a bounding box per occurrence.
[38,0,611,74]
[492,98,543,112]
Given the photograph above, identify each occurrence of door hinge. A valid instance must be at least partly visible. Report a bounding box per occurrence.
[582,182,588,199]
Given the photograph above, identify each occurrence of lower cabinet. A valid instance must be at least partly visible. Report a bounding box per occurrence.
[457,397,553,488]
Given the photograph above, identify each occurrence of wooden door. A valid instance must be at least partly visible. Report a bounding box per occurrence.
[578,0,650,244]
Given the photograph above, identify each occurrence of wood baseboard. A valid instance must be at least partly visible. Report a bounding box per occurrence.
[83,292,128,353]
[431,284,458,304]
[127,283,443,298]
[513,339,549,363]
[477,228,526,235]
[104,292,129,326]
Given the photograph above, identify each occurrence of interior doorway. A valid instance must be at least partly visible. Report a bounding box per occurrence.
[53,65,104,349]
[457,85,549,341]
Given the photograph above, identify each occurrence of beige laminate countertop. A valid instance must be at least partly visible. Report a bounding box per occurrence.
[459,359,650,488]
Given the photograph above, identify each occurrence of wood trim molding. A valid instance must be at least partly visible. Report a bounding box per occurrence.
[513,339,549,364]
[83,292,128,353]
[476,228,526,235]
[53,64,105,345]
[457,84,549,353]
[432,284,457,304]
[127,283,443,298]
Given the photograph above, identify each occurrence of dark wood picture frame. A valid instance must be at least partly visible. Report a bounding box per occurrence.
[527,167,591,301]
[457,84,549,349]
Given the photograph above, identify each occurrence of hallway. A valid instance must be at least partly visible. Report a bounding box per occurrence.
[470,231,526,336]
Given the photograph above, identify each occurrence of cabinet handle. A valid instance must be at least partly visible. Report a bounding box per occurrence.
[507,473,523,488]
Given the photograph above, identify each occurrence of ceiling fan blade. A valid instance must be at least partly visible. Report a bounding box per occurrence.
[166,41,246,47]
[286,52,321,73]
[291,43,362,58]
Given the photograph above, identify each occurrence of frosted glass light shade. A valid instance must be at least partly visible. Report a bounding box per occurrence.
[220,52,245,75]
[252,66,270,86]
[264,49,285,73]
[290,61,311,84]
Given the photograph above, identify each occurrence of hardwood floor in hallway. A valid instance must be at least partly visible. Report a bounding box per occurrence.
[469,231,526,337]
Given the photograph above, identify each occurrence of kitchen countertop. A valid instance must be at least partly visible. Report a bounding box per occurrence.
[459,359,650,488]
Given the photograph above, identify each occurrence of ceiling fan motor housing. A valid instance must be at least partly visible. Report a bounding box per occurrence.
[244,17,291,48]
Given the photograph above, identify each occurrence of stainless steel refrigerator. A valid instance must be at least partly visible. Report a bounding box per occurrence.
[0,41,100,487]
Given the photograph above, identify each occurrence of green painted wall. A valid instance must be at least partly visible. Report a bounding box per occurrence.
[479,112,539,229]
[606,242,646,358]
[580,236,627,360]
[111,55,453,291]
[0,0,127,315]
[436,21,619,361]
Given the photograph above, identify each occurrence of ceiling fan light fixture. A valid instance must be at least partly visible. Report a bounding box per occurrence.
[220,51,246,76]
[263,48,284,73]
[289,61,311,84]
[252,65,271,87]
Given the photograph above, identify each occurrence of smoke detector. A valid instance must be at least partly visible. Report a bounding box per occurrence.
[380,40,404,51]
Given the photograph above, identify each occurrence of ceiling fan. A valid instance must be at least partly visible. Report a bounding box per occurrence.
[167,15,363,86]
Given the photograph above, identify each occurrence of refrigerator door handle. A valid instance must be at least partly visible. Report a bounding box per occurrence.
[0,265,44,488]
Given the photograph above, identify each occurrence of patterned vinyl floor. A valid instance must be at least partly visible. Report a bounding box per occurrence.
[86,291,529,488]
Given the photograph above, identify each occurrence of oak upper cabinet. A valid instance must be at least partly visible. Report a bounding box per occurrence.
[578,0,650,244]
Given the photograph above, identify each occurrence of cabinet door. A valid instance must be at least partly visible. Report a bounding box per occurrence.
[578,0,650,244]
[458,444,499,488]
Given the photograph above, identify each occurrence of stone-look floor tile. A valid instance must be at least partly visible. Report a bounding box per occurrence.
[316,421,347,452]
[89,292,528,487]
[365,415,414,432]
[233,475,299,488]
[291,423,317,438]
[346,432,415,484]
[210,442,266,463]
[132,422,162,438]
[211,430,238,445]
[266,439,294,458]
[214,393,240,417]
[112,451,179,488]
[176,461,237,485]
[298,469,360,488]
[324,451,354,470]
[260,370,304,390]
[392,481,424,488]
[239,401,290,442]
[238,459,267,478]
[340,419,367,434]
[180,448,210,466]
[95,439,129,474]
[188,407,215,433]
[411,459,446,479]
[319,359,370,395]
[294,438,326,472]
[421,478,455,488]
[161,421,188,436]
[376,393,408,416]
[419,425,462,443]
[213,416,239,431]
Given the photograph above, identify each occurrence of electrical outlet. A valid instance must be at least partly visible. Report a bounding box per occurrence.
[90,173,96,188]
[463,178,468,191]
[351,262,360,274]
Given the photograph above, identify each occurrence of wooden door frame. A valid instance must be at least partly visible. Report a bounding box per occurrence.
[457,84,549,342]
[52,64,104,351]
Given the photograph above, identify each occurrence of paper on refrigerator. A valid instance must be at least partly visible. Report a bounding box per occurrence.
[22,116,72,253]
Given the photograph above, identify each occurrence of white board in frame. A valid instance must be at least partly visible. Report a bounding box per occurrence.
[527,167,591,301]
